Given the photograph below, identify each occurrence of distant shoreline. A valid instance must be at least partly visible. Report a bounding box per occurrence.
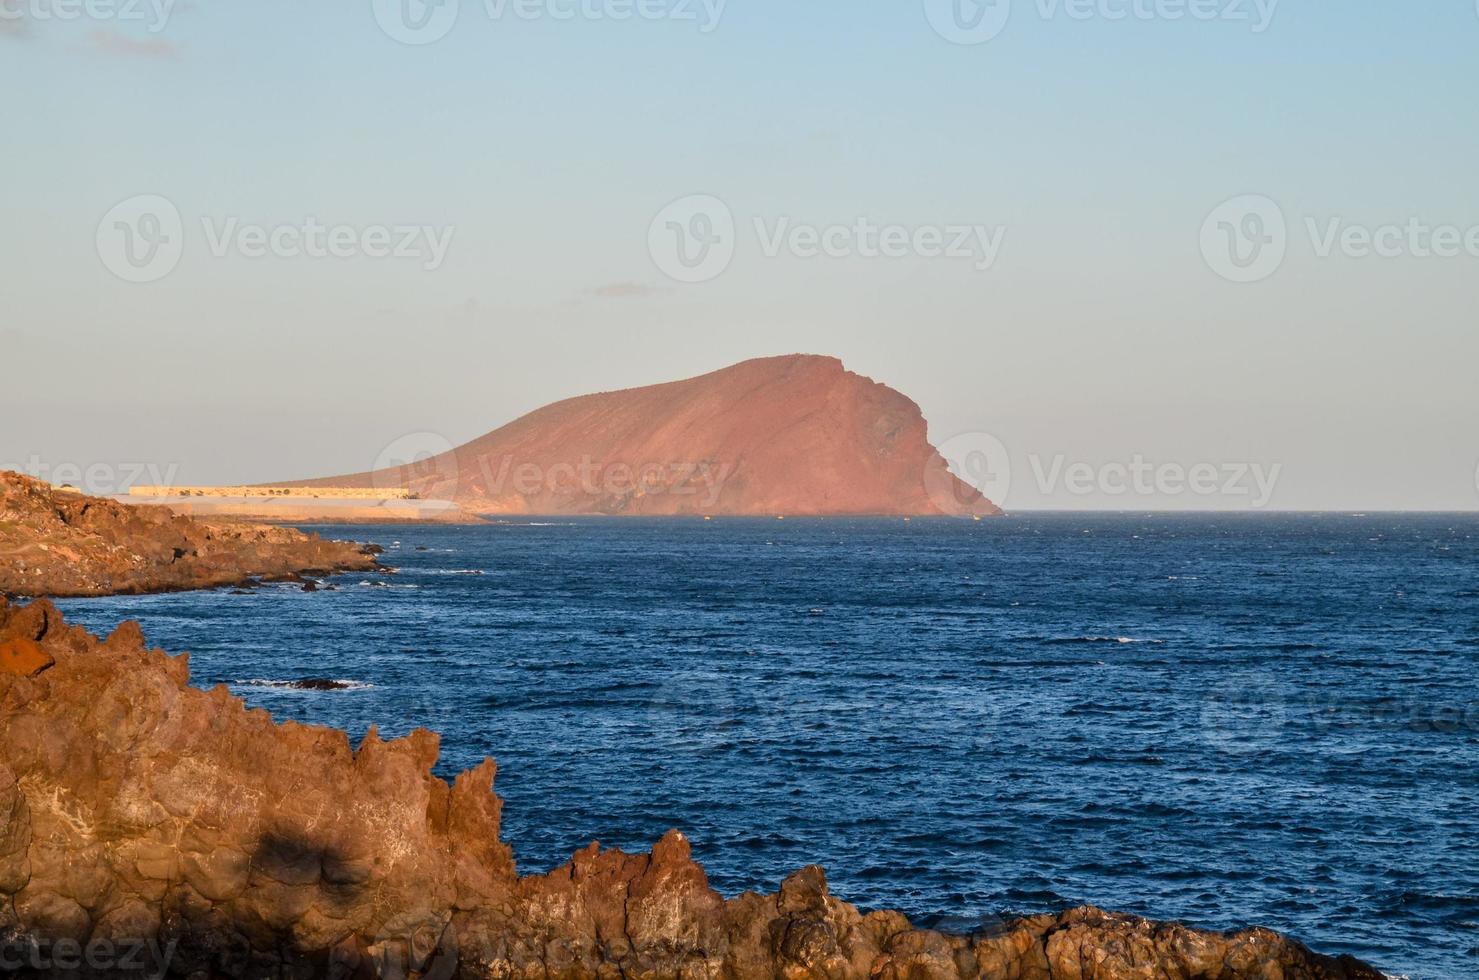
[118,493,479,525]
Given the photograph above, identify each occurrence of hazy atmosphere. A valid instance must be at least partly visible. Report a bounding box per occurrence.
[4,1,1477,509]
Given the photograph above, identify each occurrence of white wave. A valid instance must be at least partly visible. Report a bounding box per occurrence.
[1065,636,1166,645]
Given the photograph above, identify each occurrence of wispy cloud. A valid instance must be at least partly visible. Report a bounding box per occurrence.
[89,28,178,59]
[583,282,666,300]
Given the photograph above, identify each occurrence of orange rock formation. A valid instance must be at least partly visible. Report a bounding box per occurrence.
[0,473,380,598]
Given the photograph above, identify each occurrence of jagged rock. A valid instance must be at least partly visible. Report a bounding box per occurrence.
[0,637,52,677]
[0,597,1384,980]
[0,472,380,598]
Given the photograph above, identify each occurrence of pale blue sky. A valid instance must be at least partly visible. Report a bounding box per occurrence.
[3,1,1477,509]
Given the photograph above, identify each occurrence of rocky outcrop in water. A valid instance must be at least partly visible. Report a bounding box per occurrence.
[0,472,379,598]
[0,597,1383,979]
[285,355,1001,518]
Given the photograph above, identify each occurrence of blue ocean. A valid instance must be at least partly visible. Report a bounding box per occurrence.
[56,515,1478,979]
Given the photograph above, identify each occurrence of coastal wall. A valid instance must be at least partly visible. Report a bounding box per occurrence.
[120,494,472,525]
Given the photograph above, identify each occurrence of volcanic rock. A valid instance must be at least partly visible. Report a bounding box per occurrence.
[0,597,1384,979]
[285,355,1001,517]
[0,637,52,677]
[0,472,380,598]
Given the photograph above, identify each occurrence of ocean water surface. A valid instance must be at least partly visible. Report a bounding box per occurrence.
[57,514,1478,979]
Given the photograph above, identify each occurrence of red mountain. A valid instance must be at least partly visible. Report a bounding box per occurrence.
[291,355,1000,517]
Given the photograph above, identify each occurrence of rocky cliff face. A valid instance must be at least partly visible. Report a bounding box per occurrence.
[290,355,1000,518]
[0,597,1382,979]
[0,473,379,598]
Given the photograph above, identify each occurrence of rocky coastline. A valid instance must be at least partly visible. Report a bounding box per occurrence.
[0,596,1384,980]
[0,473,380,599]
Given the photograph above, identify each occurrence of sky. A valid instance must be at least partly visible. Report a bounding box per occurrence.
[2,0,1477,510]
